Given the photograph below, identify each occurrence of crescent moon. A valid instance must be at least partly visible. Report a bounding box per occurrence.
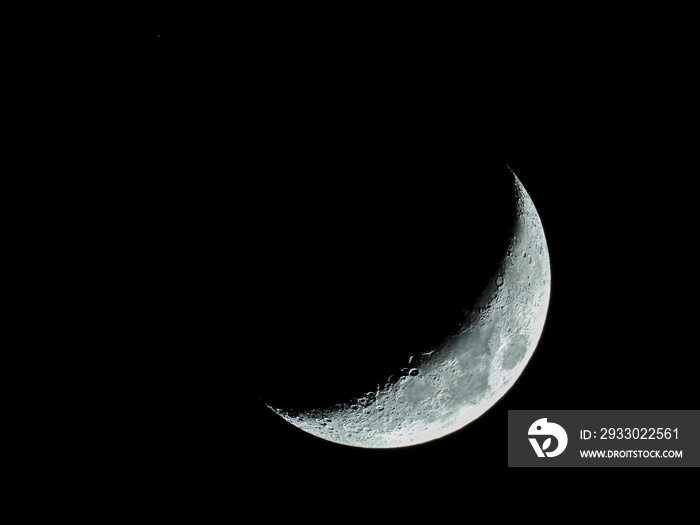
[267,170,551,448]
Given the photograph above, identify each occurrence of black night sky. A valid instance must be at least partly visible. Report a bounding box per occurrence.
[125,7,697,485]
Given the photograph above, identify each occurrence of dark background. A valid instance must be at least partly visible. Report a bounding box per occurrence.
[116,7,697,483]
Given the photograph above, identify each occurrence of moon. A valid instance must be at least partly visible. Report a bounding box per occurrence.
[266,170,551,448]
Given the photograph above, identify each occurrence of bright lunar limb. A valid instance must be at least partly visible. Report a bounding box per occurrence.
[267,170,551,448]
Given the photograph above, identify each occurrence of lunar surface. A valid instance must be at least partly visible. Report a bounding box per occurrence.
[267,171,551,448]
